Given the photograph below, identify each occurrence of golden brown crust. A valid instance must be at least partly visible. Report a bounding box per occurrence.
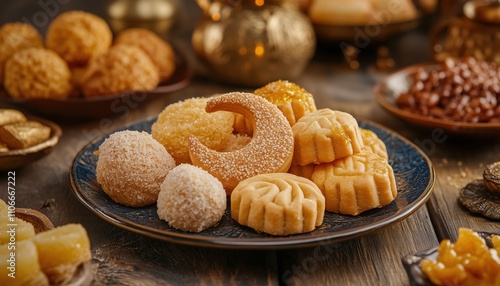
[151,97,234,164]
[114,28,176,82]
[360,128,388,160]
[311,151,397,215]
[231,173,325,236]
[46,10,112,66]
[189,92,294,192]
[233,80,317,135]
[0,22,43,85]
[4,48,73,99]
[292,108,364,166]
[80,45,159,97]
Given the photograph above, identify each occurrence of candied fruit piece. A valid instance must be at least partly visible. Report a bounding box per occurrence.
[33,223,91,284]
[0,240,49,286]
[0,216,35,245]
[421,228,500,286]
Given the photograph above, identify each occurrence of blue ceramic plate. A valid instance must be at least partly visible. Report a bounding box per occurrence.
[401,231,500,286]
[69,117,435,249]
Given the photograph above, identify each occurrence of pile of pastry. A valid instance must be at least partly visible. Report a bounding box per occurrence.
[95,80,398,236]
[0,109,51,152]
[297,0,436,26]
[0,200,91,286]
[0,10,175,99]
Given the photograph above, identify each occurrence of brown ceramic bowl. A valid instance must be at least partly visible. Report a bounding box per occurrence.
[15,208,92,286]
[0,48,191,121]
[373,63,500,136]
[0,116,62,171]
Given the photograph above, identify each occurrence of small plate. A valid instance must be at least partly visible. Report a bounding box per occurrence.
[70,117,435,249]
[0,116,62,171]
[374,63,500,136]
[15,208,92,286]
[401,230,500,286]
[0,48,191,121]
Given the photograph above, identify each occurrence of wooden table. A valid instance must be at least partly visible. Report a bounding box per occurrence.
[1,1,499,285]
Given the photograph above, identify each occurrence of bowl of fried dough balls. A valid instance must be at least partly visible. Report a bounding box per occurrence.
[0,11,190,120]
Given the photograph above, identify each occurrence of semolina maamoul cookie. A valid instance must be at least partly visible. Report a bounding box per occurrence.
[80,45,160,97]
[4,48,73,99]
[96,130,176,207]
[292,108,364,166]
[114,28,176,82]
[152,97,235,164]
[288,163,316,180]
[0,22,43,85]
[189,92,294,192]
[360,128,388,160]
[311,151,397,216]
[46,10,112,66]
[234,80,317,135]
[157,164,226,233]
[231,173,325,236]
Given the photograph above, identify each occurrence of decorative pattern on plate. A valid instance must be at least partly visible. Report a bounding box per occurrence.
[70,117,435,249]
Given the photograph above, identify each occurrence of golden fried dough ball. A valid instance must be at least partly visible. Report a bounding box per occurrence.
[151,97,234,165]
[0,22,43,85]
[157,164,226,232]
[114,28,176,82]
[4,48,73,99]
[46,11,112,66]
[80,45,160,97]
[96,130,176,207]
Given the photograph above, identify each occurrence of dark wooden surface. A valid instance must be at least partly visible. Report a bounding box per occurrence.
[1,1,499,285]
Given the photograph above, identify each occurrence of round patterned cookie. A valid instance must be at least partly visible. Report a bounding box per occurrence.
[311,151,397,216]
[292,108,364,166]
[360,128,388,160]
[231,173,325,236]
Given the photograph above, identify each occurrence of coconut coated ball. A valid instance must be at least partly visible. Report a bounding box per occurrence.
[157,164,227,232]
[96,130,175,207]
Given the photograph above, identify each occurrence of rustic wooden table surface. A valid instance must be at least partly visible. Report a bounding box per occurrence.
[1,1,499,285]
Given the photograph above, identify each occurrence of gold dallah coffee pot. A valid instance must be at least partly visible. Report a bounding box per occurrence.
[192,0,316,87]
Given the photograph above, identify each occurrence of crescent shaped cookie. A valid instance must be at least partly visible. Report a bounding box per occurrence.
[188,92,294,193]
[231,173,325,236]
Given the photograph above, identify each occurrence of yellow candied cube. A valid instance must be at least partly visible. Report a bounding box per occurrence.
[33,223,91,284]
[0,216,35,245]
[0,240,49,286]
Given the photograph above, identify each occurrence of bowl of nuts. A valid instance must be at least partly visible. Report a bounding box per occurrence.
[374,57,500,136]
